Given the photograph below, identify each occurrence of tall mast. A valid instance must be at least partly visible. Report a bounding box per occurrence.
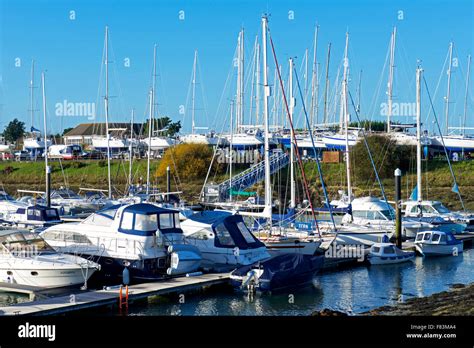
[387,27,396,133]
[191,50,197,135]
[463,54,471,134]
[41,72,50,207]
[104,26,112,199]
[310,25,319,127]
[240,28,245,129]
[445,42,454,135]
[304,48,309,115]
[416,66,423,202]
[229,100,234,202]
[30,60,35,129]
[323,43,331,125]
[255,39,261,125]
[146,89,153,194]
[262,16,272,219]
[128,108,134,189]
[146,44,157,195]
[357,70,362,114]
[342,32,352,201]
[289,58,296,209]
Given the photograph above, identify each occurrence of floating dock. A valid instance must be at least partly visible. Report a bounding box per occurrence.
[0,273,230,316]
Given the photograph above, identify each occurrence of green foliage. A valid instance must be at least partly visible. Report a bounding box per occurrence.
[144,117,181,137]
[351,134,413,181]
[97,160,107,167]
[3,119,25,144]
[156,143,215,180]
[349,120,388,132]
[62,127,73,135]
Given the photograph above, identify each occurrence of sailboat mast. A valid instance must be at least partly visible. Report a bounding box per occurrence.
[240,29,245,129]
[146,89,153,195]
[323,43,331,125]
[289,57,296,209]
[416,66,423,202]
[146,44,157,195]
[262,16,272,219]
[342,32,352,201]
[387,27,396,133]
[104,26,112,199]
[310,25,319,127]
[229,100,234,202]
[30,60,35,129]
[191,50,197,135]
[41,72,50,207]
[255,39,260,125]
[463,54,471,134]
[445,42,453,135]
[129,108,134,189]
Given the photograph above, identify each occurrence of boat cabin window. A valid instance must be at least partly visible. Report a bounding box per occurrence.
[383,246,395,254]
[0,232,54,254]
[423,233,432,241]
[416,233,424,241]
[159,214,174,229]
[27,208,42,218]
[135,214,158,231]
[421,205,436,214]
[433,203,450,214]
[45,209,59,220]
[214,223,235,247]
[236,222,257,244]
[121,211,134,230]
[440,234,447,243]
[431,234,440,242]
[372,246,380,253]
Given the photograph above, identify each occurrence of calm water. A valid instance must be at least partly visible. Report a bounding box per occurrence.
[1,248,473,315]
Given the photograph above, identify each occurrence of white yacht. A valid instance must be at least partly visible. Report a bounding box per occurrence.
[0,230,100,288]
[0,191,28,221]
[180,210,270,271]
[40,203,201,283]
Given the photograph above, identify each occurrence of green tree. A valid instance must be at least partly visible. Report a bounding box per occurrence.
[62,127,73,135]
[144,117,181,137]
[351,134,413,181]
[3,118,26,146]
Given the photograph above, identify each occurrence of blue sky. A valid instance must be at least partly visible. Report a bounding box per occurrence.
[0,0,473,135]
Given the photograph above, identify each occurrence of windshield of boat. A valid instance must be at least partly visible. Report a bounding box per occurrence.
[214,223,235,247]
[0,232,55,255]
[383,246,395,254]
[432,203,450,214]
[236,221,257,244]
[52,189,81,199]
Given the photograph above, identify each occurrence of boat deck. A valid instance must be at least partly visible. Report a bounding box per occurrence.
[0,273,230,316]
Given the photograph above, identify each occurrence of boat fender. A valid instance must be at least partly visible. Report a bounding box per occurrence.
[122,267,130,285]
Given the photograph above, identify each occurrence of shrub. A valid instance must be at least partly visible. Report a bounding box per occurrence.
[156,144,216,180]
[351,134,413,181]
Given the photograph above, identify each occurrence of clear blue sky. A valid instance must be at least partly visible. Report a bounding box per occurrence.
[0,0,473,135]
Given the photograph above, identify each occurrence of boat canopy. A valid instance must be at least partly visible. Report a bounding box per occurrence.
[187,211,265,250]
[16,205,60,222]
[118,203,181,236]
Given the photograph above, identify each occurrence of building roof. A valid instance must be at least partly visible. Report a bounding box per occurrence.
[64,123,144,137]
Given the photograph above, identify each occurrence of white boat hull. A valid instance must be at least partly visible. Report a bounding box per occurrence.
[415,242,463,256]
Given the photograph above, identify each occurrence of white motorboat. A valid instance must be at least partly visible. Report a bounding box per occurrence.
[414,230,463,256]
[40,203,201,283]
[180,210,270,271]
[141,136,172,151]
[4,204,62,229]
[0,230,100,288]
[404,200,471,232]
[0,191,29,221]
[367,242,415,265]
